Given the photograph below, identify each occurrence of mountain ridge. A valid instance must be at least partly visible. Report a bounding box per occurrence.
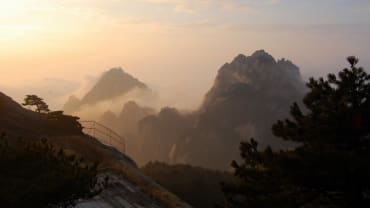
[63,67,150,114]
[0,91,192,208]
[81,67,148,105]
[135,50,306,169]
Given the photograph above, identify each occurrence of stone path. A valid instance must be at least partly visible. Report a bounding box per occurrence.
[75,173,164,208]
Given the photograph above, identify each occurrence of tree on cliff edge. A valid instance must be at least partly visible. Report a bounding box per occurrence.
[22,94,50,113]
[223,57,370,208]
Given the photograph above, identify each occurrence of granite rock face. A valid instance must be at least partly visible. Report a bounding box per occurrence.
[202,50,304,110]
[61,50,306,170]
[136,50,306,169]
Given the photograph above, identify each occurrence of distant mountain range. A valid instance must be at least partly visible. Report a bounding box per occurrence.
[69,50,306,170]
[135,50,306,169]
[63,67,150,114]
[99,100,155,159]
[0,91,191,208]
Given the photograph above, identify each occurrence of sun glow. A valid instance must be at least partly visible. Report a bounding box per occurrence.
[0,0,45,40]
[0,1,29,17]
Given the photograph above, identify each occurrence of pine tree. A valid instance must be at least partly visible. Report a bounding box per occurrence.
[223,57,370,208]
[0,135,100,208]
[23,95,50,113]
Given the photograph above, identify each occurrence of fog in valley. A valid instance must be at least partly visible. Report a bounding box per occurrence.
[3,49,366,169]
[1,1,370,207]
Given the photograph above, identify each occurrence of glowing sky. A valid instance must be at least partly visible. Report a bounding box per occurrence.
[1,0,370,108]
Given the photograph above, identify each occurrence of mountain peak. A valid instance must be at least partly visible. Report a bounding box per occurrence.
[119,100,154,120]
[108,67,123,72]
[251,49,269,57]
[202,50,305,110]
[105,67,127,76]
[63,67,150,113]
[250,49,276,63]
[233,54,247,62]
[230,50,276,66]
[80,68,148,105]
[63,95,81,114]
[101,67,139,84]
[121,101,140,114]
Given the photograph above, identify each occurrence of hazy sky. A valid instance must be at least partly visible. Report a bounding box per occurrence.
[1,0,370,109]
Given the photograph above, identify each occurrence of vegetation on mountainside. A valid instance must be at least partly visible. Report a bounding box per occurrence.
[0,134,100,208]
[142,161,237,208]
[223,57,370,207]
[23,94,50,113]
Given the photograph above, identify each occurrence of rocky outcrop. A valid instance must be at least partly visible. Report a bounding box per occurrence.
[136,50,306,169]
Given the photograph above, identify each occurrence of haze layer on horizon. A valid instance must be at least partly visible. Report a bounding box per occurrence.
[1,0,370,109]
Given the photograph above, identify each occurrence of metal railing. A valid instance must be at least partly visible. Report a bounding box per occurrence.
[79,121,126,154]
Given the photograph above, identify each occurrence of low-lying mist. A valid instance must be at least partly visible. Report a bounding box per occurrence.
[2,50,310,170]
